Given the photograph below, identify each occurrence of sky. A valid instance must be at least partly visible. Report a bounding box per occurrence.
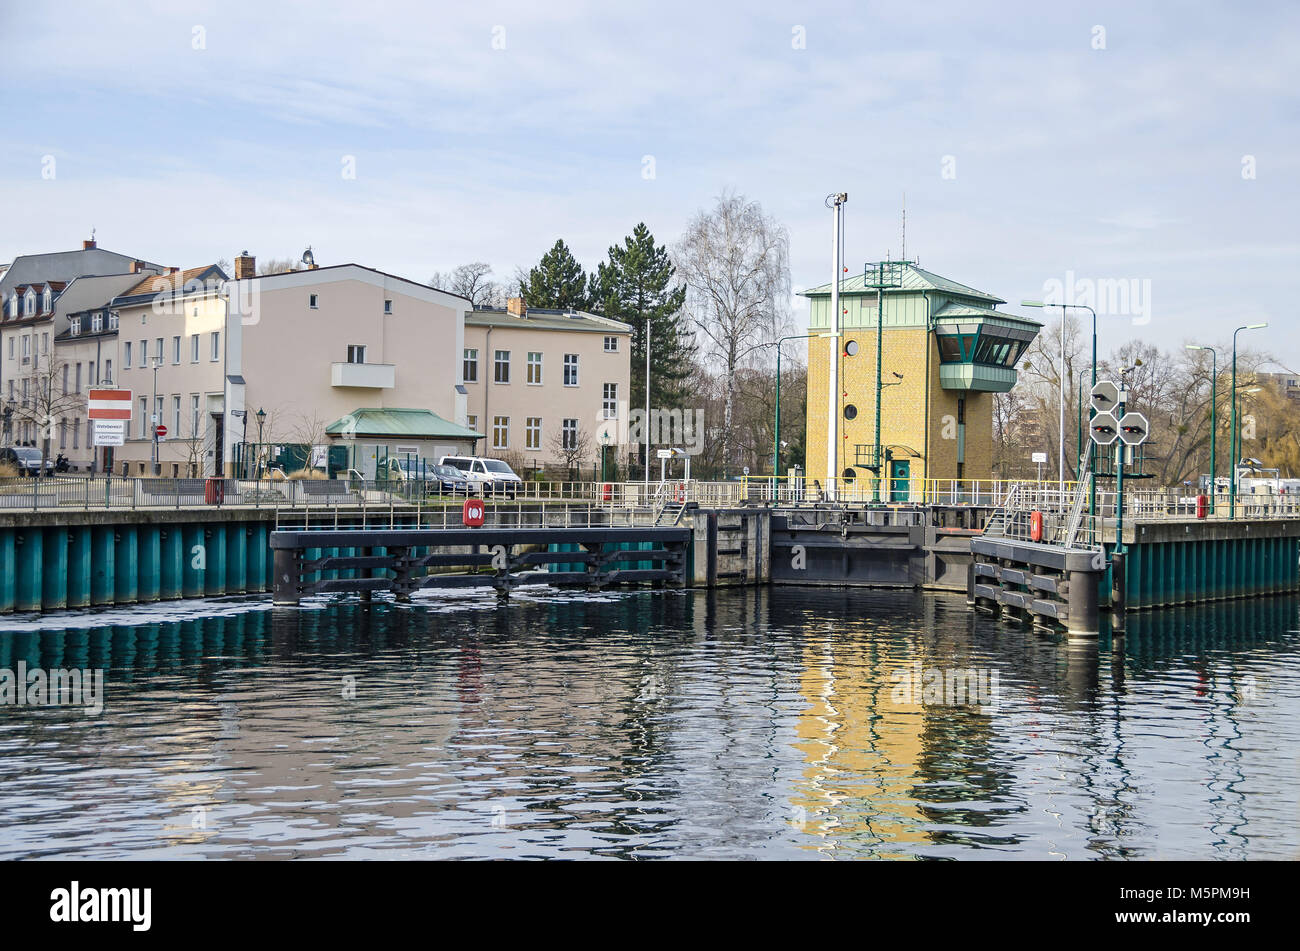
[2,0,1297,366]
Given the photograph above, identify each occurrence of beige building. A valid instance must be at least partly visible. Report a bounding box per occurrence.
[111,253,476,477]
[464,298,632,473]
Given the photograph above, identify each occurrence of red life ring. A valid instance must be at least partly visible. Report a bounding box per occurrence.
[1029,510,1043,542]
[463,498,485,527]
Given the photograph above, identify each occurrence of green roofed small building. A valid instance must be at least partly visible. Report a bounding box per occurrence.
[802,261,1041,494]
[325,407,483,479]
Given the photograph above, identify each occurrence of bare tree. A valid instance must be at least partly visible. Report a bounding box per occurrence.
[673,191,791,475]
[15,352,86,471]
[257,258,297,276]
[430,262,506,308]
[288,410,330,474]
[549,421,591,478]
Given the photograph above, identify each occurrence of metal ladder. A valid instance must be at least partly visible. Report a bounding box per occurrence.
[981,483,1021,537]
[1062,449,1093,549]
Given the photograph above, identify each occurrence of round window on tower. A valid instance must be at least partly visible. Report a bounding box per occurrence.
[842,468,857,482]
[843,404,858,421]
[844,340,859,357]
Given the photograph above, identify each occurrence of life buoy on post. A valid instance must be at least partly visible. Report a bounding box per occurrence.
[1029,510,1044,542]
[463,498,485,527]
[676,482,687,503]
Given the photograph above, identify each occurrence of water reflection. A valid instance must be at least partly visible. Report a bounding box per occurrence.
[0,588,1296,859]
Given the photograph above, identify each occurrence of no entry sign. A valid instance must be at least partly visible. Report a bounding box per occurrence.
[88,388,132,420]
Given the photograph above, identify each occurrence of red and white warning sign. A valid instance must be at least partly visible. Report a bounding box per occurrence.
[88,389,132,420]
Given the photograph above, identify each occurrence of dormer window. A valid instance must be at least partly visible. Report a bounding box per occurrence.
[24,290,35,316]
[91,312,103,332]
[108,311,118,330]
[7,293,16,317]
[70,316,81,336]
[42,289,52,312]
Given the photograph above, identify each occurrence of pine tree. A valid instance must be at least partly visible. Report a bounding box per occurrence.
[593,223,695,412]
[522,239,589,310]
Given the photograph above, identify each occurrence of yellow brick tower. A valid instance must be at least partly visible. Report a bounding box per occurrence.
[803,261,1041,498]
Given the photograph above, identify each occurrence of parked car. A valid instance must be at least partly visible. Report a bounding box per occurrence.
[427,463,471,495]
[438,455,523,497]
[0,447,53,477]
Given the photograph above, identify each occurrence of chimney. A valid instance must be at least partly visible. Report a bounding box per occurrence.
[169,266,179,274]
[507,296,527,318]
[82,238,97,250]
[234,251,256,281]
[129,260,146,273]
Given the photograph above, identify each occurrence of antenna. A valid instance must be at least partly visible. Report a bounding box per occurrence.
[901,193,906,262]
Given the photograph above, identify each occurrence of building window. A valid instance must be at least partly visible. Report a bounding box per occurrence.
[527,351,542,385]
[563,353,579,386]
[211,331,220,361]
[108,311,118,330]
[42,333,48,354]
[91,312,102,332]
[466,414,478,433]
[562,418,578,451]
[347,344,366,364]
[309,294,318,309]
[525,417,541,450]
[173,395,181,434]
[140,339,147,364]
[21,336,30,362]
[139,397,148,435]
[59,418,66,450]
[24,291,34,316]
[62,365,69,395]
[602,383,617,419]
[172,336,181,364]
[494,350,510,384]
[104,360,112,383]
[70,316,81,336]
[73,419,80,450]
[463,348,478,382]
[384,299,393,314]
[492,415,509,449]
[6,338,11,359]
[124,341,132,368]
[191,334,200,362]
[75,364,82,393]
[155,337,163,362]
[21,378,28,406]
[88,361,96,385]
[604,335,618,352]
[43,289,51,312]
[155,396,163,428]
[191,395,201,437]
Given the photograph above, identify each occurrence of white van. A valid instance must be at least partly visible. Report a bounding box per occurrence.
[438,455,523,496]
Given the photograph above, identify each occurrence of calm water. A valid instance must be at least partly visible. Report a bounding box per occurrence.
[0,586,1297,860]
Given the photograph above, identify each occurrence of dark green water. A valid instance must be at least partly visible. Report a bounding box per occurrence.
[1,587,1297,859]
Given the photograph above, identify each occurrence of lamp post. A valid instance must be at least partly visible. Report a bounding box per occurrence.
[767,332,824,496]
[1185,344,1218,511]
[1230,322,1268,519]
[1023,300,1097,514]
[256,407,266,479]
[600,429,610,482]
[231,409,247,478]
[150,356,162,476]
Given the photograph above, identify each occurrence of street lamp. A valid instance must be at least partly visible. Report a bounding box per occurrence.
[1230,322,1268,519]
[150,356,162,476]
[600,429,611,482]
[256,407,266,479]
[763,332,827,496]
[1023,300,1097,514]
[1185,344,1218,511]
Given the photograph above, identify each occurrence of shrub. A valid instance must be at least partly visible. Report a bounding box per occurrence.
[286,468,327,480]
[0,461,18,479]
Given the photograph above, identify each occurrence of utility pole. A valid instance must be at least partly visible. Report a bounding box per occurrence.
[825,193,847,500]
[644,316,651,488]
